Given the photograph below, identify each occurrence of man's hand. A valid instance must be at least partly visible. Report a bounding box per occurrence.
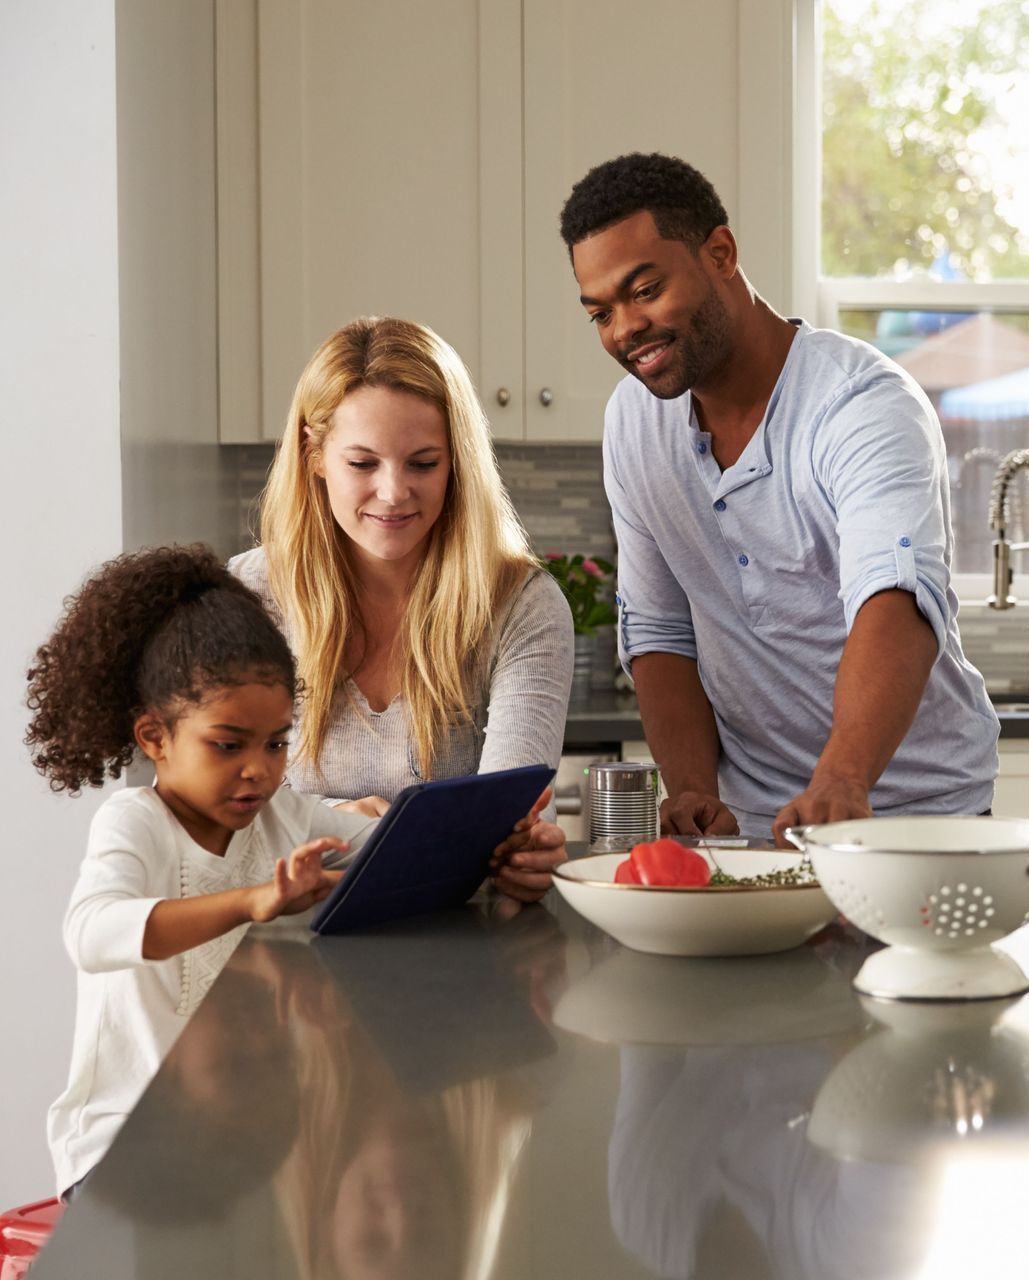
[772,771,873,847]
[771,589,935,848]
[661,790,739,838]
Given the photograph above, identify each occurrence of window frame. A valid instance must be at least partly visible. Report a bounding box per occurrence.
[795,0,1029,601]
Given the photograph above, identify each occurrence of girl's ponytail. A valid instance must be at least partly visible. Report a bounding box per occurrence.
[26,544,295,794]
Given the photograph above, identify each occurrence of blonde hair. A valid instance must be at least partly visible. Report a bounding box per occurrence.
[276,966,532,1280]
[259,316,535,776]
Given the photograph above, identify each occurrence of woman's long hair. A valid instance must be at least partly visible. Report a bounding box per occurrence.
[259,316,535,777]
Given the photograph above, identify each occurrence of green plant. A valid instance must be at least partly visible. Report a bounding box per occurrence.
[543,553,617,636]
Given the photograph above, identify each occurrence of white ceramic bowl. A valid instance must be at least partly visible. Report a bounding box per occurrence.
[786,816,1029,1001]
[551,848,836,957]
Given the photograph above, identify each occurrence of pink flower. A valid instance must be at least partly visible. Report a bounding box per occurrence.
[545,552,562,561]
[582,559,603,578]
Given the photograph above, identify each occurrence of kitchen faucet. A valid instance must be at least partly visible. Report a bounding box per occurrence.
[987,449,1029,609]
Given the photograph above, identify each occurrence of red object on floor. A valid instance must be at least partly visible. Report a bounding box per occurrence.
[0,1199,63,1279]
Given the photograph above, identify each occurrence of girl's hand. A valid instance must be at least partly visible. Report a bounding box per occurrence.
[333,795,391,818]
[249,837,347,923]
[490,790,567,903]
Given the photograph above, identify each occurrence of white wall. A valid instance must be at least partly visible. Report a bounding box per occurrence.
[0,0,123,1205]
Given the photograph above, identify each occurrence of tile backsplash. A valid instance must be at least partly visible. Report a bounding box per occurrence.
[222,441,1028,697]
[954,603,1029,698]
[226,441,616,563]
[493,442,616,564]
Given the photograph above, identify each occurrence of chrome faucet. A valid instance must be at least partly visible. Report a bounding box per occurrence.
[987,449,1029,609]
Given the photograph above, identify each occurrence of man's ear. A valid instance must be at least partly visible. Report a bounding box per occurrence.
[134,713,169,763]
[703,225,738,279]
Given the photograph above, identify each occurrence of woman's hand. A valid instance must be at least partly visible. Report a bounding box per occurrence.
[489,789,567,903]
[333,796,391,818]
[249,837,346,922]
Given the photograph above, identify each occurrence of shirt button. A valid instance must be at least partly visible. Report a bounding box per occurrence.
[714,499,726,512]
[899,536,911,547]
[697,442,707,455]
[738,554,749,566]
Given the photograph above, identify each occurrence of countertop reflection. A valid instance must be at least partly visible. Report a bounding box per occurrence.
[30,893,1029,1280]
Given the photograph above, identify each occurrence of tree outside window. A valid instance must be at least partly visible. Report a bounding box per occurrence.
[820,0,1029,576]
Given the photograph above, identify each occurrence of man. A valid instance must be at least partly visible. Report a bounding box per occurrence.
[560,152,998,842]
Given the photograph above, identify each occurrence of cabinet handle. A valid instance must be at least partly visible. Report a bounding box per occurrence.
[496,387,510,407]
[539,387,554,407]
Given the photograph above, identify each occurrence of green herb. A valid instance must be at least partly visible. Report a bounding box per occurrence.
[707,863,818,889]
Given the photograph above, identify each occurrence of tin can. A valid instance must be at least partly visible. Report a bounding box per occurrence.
[586,762,660,847]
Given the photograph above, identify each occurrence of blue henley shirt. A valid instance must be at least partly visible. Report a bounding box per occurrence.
[603,321,999,837]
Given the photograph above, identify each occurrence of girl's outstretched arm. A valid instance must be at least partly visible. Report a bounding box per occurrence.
[142,836,346,961]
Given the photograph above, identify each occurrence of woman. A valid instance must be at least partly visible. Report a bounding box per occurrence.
[231,316,574,900]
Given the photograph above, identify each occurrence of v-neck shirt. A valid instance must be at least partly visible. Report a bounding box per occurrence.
[603,321,998,834]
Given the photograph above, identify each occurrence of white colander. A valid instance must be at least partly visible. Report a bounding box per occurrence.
[785,816,1029,1001]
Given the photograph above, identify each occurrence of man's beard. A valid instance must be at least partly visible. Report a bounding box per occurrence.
[623,283,733,400]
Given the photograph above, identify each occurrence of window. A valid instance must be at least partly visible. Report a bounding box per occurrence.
[814,0,1029,582]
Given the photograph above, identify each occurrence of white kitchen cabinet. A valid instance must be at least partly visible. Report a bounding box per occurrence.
[995,742,1029,818]
[216,0,487,442]
[215,0,784,443]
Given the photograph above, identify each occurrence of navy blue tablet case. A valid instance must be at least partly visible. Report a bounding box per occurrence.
[310,763,553,935]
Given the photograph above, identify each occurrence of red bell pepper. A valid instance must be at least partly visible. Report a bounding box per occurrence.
[615,838,712,887]
[614,857,642,884]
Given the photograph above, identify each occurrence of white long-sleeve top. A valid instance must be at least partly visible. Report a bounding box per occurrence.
[48,786,374,1195]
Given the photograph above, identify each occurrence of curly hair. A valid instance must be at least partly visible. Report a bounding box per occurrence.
[559,151,729,253]
[25,544,297,794]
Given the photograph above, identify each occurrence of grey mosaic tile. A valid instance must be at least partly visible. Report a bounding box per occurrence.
[219,441,1029,695]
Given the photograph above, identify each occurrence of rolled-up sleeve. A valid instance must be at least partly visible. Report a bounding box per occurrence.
[604,418,696,672]
[815,372,952,657]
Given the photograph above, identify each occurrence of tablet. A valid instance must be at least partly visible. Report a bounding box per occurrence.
[310,763,554,935]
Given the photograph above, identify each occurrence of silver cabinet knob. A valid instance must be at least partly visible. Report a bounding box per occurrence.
[496,387,510,407]
[539,387,554,407]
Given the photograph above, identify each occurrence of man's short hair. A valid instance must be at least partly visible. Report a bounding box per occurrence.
[560,152,729,253]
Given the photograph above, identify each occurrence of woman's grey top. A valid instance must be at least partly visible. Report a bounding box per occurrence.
[229,547,574,805]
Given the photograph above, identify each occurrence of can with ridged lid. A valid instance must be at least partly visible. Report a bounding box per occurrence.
[586,762,659,846]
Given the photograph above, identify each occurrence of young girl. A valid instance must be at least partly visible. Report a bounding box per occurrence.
[25,544,386,1200]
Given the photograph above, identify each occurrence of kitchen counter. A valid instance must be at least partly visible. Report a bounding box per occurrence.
[565,688,1029,747]
[31,872,1029,1279]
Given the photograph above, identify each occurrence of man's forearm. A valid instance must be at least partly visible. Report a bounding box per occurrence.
[631,652,722,796]
[815,588,938,789]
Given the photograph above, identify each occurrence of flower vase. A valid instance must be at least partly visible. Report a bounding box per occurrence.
[572,633,594,699]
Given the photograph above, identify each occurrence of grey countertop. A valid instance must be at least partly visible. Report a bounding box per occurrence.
[32,878,1029,1279]
[565,688,1029,745]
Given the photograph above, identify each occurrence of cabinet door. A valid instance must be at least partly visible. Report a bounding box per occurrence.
[216,0,515,442]
[996,744,1029,819]
[519,0,741,442]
